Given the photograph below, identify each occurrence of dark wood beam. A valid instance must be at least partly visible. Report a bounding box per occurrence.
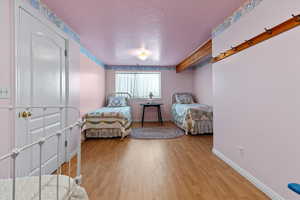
[213,14,300,63]
[176,39,212,73]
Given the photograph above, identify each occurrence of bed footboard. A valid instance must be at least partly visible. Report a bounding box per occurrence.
[0,105,84,200]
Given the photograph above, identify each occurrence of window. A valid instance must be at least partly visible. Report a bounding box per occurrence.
[115,72,161,99]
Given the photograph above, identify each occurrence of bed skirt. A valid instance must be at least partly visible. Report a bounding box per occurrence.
[174,119,213,135]
[172,104,213,135]
[84,128,131,139]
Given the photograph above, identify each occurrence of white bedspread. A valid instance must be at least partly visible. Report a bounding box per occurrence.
[0,175,88,200]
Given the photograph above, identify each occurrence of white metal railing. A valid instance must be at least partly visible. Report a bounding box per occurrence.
[0,105,82,200]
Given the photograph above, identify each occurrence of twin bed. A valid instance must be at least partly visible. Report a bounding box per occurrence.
[82,92,213,138]
[171,93,213,135]
[0,106,88,200]
[82,93,132,139]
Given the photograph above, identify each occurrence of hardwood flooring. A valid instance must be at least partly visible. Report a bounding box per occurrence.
[66,122,270,200]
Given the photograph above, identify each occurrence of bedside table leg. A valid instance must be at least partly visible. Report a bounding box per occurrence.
[158,106,163,125]
[141,106,145,127]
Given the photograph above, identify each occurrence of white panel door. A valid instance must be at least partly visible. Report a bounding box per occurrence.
[16,8,66,177]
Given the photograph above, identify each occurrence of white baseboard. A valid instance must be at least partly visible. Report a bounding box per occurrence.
[212,148,285,200]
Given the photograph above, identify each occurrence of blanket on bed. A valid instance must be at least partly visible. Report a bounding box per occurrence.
[82,106,132,138]
[0,175,88,200]
[172,104,213,135]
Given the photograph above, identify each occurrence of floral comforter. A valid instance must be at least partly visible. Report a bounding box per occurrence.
[171,104,213,135]
[82,106,132,139]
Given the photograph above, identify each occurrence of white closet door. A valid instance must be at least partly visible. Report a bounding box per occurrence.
[16,8,66,177]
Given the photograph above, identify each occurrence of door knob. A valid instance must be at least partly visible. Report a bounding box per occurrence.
[19,111,32,118]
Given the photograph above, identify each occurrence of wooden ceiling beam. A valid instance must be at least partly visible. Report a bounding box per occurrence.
[176,39,212,73]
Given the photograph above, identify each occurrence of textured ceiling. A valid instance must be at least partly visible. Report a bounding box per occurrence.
[42,0,246,66]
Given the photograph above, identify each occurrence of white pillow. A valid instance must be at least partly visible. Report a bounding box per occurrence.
[107,96,128,107]
[175,94,194,104]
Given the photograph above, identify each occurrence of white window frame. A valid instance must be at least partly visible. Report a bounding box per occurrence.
[115,71,162,99]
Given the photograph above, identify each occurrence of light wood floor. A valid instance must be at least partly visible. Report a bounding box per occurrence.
[67,122,270,200]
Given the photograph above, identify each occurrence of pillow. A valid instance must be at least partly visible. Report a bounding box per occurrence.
[107,96,128,107]
[175,94,194,104]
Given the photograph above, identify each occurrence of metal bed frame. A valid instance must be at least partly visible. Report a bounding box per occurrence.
[83,92,132,140]
[105,92,132,106]
[0,105,83,200]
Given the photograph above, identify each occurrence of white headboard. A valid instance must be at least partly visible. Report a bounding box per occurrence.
[106,92,132,106]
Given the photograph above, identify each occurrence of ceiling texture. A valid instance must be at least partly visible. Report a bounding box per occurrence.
[42,0,246,66]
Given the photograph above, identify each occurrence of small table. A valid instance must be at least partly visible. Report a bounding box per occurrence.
[140,103,163,127]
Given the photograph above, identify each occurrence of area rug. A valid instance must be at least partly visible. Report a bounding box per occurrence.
[130,127,185,139]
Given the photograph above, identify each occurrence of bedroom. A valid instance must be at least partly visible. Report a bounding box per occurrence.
[0,0,299,199]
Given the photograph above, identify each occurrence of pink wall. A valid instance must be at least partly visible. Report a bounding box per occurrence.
[0,0,13,178]
[80,53,106,116]
[193,62,213,106]
[106,69,194,121]
[213,0,300,199]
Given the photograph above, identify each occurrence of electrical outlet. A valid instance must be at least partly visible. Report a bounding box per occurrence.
[0,88,10,99]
